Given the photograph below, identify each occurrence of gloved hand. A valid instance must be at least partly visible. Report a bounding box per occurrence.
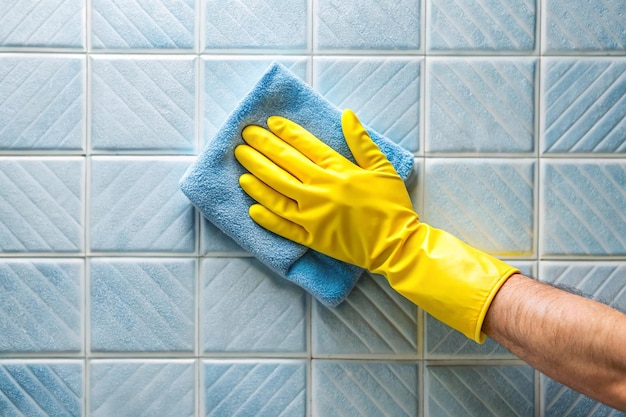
[235,109,519,342]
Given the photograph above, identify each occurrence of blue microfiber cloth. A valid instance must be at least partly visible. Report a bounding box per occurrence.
[180,63,414,307]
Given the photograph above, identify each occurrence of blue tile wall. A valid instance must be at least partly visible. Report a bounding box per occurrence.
[427,365,535,417]
[0,360,83,417]
[1,0,625,415]
[543,0,626,53]
[313,273,418,356]
[425,58,536,153]
[90,360,194,417]
[89,156,195,252]
[203,360,306,416]
[314,0,421,51]
[90,258,195,352]
[0,55,84,150]
[201,258,307,353]
[0,0,84,49]
[424,158,534,255]
[204,0,308,50]
[0,259,82,353]
[542,58,626,153]
[312,360,419,417]
[91,0,195,50]
[0,157,84,253]
[90,56,196,152]
[541,160,626,256]
[428,0,536,51]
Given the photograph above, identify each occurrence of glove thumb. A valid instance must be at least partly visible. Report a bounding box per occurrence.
[341,109,397,174]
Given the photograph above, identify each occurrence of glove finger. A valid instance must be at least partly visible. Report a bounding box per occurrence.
[235,144,302,200]
[341,109,396,175]
[239,173,299,218]
[267,116,347,170]
[242,125,317,183]
[249,204,309,246]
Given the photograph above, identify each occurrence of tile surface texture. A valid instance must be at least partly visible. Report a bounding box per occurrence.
[542,58,626,153]
[201,258,307,353]
[1,0,625,415]
[541,160,626,256]
[204,0,308,50]
[90,258,195,352]
[0,0,84,48]
[0,259,82,353]
[424,158,534,255]
[91,0,195,49]
[0,55,84,150]
[543,0,626,52]
[90,360,194,417]
[427,365,535,417]
[203,360,306,416]
[426,58,536,153]
[0,157,84,253]
[0,360,83,417]
[315,0,420,50]
[313,360,419,417]
[428,0,536,51]
[90,56,196,152]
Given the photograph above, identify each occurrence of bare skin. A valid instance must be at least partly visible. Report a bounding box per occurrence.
[483,273,626,411]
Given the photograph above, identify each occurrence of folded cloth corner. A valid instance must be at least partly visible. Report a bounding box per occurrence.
[179,62,414,307]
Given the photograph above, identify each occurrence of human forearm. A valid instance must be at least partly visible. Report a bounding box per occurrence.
[483,273,626,411]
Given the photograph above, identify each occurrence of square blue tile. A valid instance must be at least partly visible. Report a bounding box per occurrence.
[542,374,626,417]
[426,58,536,153]
[313,273,417,355]
[0,259,82,353]
[0,157,84,253]
[90,157,196,252]
[539,262,626,312]
[204,0,307,50]
[90,258,195,352]
[543,0,626,52]
[313,360,419,417]
[424,158,534,255]
[313,57,421,152]
[427,365,534,417]
[542,58,626,154]
[201,258,306,353]
[0,360,83,417]
[90,56,196,152]
[541,160,626,256]
[203,360,306,417]
[0,0,84,48]
[0,55,84,150]
[426,317,511,357]
[427,0,536,51]
[91,0,195,49]
[90,360,194,417]
[314,0,420,50]
[202,58,307,146]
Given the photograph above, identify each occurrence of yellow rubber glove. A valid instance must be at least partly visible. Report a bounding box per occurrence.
[234,109,519,342]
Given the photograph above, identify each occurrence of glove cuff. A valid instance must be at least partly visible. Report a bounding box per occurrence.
[376,224,519,343]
